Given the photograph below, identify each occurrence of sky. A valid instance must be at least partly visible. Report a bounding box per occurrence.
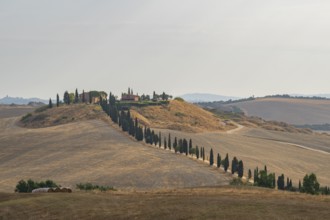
[1,0,330,99]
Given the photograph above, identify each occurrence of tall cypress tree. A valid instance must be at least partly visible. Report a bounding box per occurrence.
[164,138,167,149]
[89,91,92,104]
[82,90,85,103]
[49,98,53,108]
[217,153,221,168]
[189,139,192,155]
[159,132,162,147]
[248,169,252,180]
[168,134,172,150]
[209,148,214,166]
[64,91,70,104]
[223,153,229,172]
[74,88,79,103]
[183,139,188,155]
[202,147,205,161]
[238,160,244,178]
[56,94,59,107]
[231,157,238,174]
[173,137,178,153]
[195,146,199,159]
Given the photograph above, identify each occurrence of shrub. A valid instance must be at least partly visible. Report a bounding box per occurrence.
[15,179,58,193]
[21,113,32,122]
[76,183,115,192]
[174,97,184,102]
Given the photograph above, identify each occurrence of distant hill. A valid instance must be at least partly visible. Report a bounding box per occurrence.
[179,93,240,103]
[224,97,330,125]
[0,96,48,105]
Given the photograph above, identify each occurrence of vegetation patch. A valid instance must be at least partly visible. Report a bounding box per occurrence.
[15,179,58,193]
[76,183,115,192]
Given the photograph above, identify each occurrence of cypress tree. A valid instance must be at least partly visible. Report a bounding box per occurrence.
[164,138,167,149]
[56,94,59,107]
[202,147,205,161]
[238,160,244,178]
[159,132,162,147]
[183,139,188,155]
[277,174,285,190]
[248,169,252,180]
[223,153,229,172]
[173,137,178,153]
[49,98,53,108]
[217,153,221,168]
[89,91,92,104]
[189,139,192,155]
[299,180,301,191]
[168,134,172,150]
[74,88,79,103]
[195,146,199,159]
[82,90,85,103]
[209,148,214,166]
[264,165,268,175]
[64,91,70,104]
[231,157,238,174]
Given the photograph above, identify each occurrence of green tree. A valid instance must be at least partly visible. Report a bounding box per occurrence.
[238,160,244,178]
[164,138,167,149]
[189,139,192,155]
[223,153,229,172]
[64,91,70,104]
[209,148,214,166]
[49,98,53,108]
[217,153,221,168]
[302,173,320,195]
[248,169,252,180]
[89,91,92,104]
[82,90,86,103]
[231,157,238,174]
[159,132,162,147]
[195,146,199,159]
[168,134,172,150]
[74,88,79,103]
[277,174,285,190]
[56,94,59,107]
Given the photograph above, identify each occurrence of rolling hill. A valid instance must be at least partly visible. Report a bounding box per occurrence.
[179,93,240,103]
[131,99,236,133]
[225,97,330,125]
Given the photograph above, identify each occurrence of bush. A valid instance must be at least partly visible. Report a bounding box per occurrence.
[15,179,58,193]
[301,173,320,195]
[76,183,115,192]
[174,97,185,102]
[21,113,32,122]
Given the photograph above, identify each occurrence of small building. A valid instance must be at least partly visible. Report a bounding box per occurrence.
[121,88,139,102]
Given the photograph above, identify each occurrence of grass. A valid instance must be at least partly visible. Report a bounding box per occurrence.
[1,186,329,220]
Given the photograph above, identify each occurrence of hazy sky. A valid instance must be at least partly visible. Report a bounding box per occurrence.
[1,0,330,99]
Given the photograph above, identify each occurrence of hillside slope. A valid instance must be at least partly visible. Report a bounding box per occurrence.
[0,110,230,192]
[226,98,330,125]
[1,187,329,220]
[131,100,235,133]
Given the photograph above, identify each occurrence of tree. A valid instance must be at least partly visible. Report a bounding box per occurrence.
[299,180,301,191]
[238,160,244,178]
[231,157,238,174]
[159,132,162,148]
[277,174,285,190]
[189,139,192,155]
[173,137,178,152]
[223,153,229,172]
[56,94,59,107]
[209,148,214,166]
[302,173,320,195]
[49,98,53,108]
[164,138,167,149]
[202,147,205,161]
[89,91,92,104]
[168,134,172,150]
[64,91,70,104]
[195,146,199,159]
[74,88,79,103]
[217,153,221,168]
[248,169,252,180]
[82,90,86,103]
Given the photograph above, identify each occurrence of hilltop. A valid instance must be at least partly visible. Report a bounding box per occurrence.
[131,99,236,133]
[19,104,106,128]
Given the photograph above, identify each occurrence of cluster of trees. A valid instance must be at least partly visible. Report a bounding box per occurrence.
[140,91,173,101]
[252,166,329,195]
[76,183,115,192]
[15,179,58,193]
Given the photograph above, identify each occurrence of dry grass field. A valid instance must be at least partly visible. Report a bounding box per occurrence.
[226,97,330,125]
[1,186,329,220]
[131,100,236,133]
[155,128,330,187]
[0,105,36,119]
[0,105,231,192]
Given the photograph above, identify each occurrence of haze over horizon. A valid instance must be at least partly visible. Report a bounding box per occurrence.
[1,1,330,99]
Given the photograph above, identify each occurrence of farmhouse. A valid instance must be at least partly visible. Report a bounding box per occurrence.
[121,88,140,102]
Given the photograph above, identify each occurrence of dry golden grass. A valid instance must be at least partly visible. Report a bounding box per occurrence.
[1,186,329,220]
[131,100,236,133]
[19,104,106,128]
[226,97,330,125]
